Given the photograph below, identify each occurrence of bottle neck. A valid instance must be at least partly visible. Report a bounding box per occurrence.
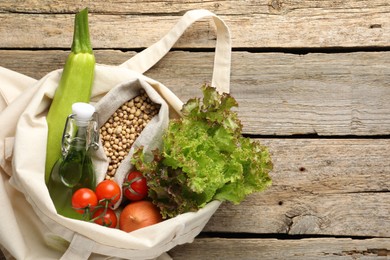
[62,115,96,157]
[69,124,88,151]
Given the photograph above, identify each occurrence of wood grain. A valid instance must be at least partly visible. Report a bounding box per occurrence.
[203,138,390,237]
[1,50,390,136]
[1,0,389,48]
[1,0,390,15]
[1,2,389,258]
[169,237,390,259]
[207,192,390,237]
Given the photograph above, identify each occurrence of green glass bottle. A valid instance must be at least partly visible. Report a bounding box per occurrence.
[47,102,99,219]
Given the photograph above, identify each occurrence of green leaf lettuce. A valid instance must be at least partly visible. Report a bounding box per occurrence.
[132,85,272,219]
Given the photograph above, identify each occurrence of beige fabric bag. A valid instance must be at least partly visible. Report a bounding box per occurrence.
[0,9,231,260]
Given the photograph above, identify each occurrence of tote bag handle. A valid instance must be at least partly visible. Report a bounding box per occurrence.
[119,9,231,94]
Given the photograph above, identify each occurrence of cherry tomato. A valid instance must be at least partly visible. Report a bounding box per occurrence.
[123,171,148,201]
[92,208,118,228]
[95,180,121,207]
[71,188,98,214]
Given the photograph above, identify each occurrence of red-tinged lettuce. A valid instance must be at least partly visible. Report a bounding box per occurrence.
[132,85,272,219]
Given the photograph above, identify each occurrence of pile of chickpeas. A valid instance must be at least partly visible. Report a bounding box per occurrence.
[100,89,160,179]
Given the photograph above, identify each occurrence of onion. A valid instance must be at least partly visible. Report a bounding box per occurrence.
[119,201,162,232]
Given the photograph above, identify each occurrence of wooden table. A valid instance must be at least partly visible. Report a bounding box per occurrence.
[1,1,389,259]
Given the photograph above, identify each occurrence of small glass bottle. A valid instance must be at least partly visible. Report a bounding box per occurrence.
[47,102,99,219]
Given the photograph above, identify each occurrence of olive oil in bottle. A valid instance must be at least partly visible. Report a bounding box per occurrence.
[47,102,99,219]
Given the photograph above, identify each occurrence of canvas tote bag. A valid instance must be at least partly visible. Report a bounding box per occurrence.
[0,9,231,260]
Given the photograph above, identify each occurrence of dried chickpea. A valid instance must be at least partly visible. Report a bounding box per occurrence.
[99,89,160,179]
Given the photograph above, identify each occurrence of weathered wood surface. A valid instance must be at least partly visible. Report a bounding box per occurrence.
[170,238,390,259]
[1,0,390,259]
[0,0,389,48]
[205,139,390,237]
[1,50,390,136]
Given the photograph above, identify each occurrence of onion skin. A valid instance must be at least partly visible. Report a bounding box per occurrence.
[119,201,162,232]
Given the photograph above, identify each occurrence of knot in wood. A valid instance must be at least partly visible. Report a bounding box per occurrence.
[269,0,283,12]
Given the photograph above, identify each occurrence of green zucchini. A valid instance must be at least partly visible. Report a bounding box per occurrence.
[45,8,95,184]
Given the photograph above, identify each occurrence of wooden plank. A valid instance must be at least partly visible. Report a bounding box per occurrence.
[206,192,390,237]
[1,50,390,136]
[169,237,390,259]
[260,138,390,194]
[1,1,390,49]
[147,51,390,136]
[1,0,389,15]
[203,138,390,237]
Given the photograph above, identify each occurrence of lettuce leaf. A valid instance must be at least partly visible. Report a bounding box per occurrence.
[132,85,272,219]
